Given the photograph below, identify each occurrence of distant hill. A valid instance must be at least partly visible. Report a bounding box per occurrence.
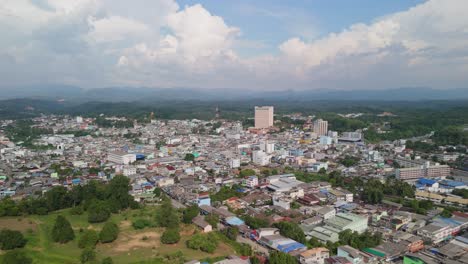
[0,85,467,101]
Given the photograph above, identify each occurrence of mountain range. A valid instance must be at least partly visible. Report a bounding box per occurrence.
[1,85,468,102]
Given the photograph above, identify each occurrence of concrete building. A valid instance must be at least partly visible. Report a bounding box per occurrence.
[299,247,330,264]
[259,140,275,154]
[320,136,333,145]
[107,151,137,165]
[324,213,368,234]
[244,176,258,188]
[337,245,363,264]
[313,119,328,136]
[396,163,450,182]
[339,132,362,142]
[254,106,274,129]
[230,158,240,168]
[417,223,452,244]
[252,150,270,166]
[122,166,137,176]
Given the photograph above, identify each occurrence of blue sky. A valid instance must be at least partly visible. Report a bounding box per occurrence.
[1,0,467,90]
[176,0,426,56]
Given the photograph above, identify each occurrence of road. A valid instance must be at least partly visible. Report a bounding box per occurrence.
[236,235,270,256]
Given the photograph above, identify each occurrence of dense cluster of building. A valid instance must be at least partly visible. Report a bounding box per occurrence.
[0,107,467,264]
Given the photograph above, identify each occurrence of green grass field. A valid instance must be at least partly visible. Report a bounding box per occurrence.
[0,207,236,264]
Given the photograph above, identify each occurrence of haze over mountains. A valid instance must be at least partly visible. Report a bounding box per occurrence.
[1,86,468,102]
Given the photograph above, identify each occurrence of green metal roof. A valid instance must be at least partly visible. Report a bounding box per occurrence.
[363,248,386,257]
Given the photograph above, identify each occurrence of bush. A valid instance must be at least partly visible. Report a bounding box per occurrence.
[70,205,84,215]
[87,201,110,223]
[269,251,297,264]
[99,222,119,243]
[78,230,99,249]
[0,229,27,250]
[222,226,239,241]
[182,205,199,224]
[186,233,218,253]
[101,257,114,264]
[1,250,32,264]
[161,228,181,244]
[80,248,96,263]
[51,215,75,243]
[132,219,152,230]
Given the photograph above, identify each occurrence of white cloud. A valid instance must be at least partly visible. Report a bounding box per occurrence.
[0,0,468,90]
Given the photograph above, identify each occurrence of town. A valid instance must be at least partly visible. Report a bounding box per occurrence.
[0,105,466,264]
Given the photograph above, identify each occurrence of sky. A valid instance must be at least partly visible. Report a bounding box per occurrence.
[1,0,467,91]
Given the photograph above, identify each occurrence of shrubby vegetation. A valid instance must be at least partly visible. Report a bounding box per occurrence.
[78,230,99,249]
[182,205,199,224]
[269,251,297,264]
[243,215,269,229]
[51,215,75,243]
[0,229,27,250]
[0,175,138,218]
[161,228,181,244]
[186,233,218,253]
[99,222,119,243]
[1,250,32,264]
[273,221,306,244]
[210,186,244,202]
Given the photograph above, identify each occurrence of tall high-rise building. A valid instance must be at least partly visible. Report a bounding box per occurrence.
[255,106,274,128]
[313,119,328,136]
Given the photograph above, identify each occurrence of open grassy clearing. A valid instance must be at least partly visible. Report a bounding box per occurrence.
[0,207,236,263]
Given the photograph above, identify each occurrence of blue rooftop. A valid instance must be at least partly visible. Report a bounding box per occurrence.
[440,180,465,187]
[417,178,437,185]
[225,216,245,226]
[277,242,306,253]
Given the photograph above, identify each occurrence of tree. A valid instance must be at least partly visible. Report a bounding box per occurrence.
[78,230,99,249]
[205,214,219,228]
[1,250,32,264]
[186,233,218,253]
[250,256,261,264]
[182,205,199,224]
[46,186,71,211]
[153,187,162,197]
[51,215,75,243]
[99,222,119,243]
[273,221,306,244]
[87,201,110,223]
[440,208,453,218]
[101,257,114,264]
[156,197,179,228]
[223,226,239,241]
[107,175,132,210]
[243,215,269,229]
[80,248,96,263]
[239,169,255,177]
[0,229,27,250]
[269,251,297,264]
[161,228,181,244]
[184,153,195,161]
[132,219,152,230]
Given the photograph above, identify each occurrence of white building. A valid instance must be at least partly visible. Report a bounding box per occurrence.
[313,119,328,136]
[76,116,83,123]
[107,151,137,165]
[245,176,258,188]
[230,158,241,168]
[123,166,137,176]
[319,136,333,145]
[260,140,275,154]
[252,150,270,166]
[307,162,328,173]
[254,106,274,129]
[299,247,330,264]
